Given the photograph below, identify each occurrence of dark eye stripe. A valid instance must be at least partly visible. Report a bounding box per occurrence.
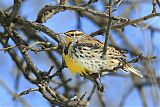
[73,33,82,36]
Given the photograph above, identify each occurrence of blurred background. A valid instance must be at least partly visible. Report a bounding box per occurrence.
[0,0,160,107]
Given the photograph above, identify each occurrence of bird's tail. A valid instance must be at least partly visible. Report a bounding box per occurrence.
[123,64,143,78]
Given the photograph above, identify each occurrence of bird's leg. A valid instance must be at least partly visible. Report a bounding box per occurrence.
[94,74,104,92]
[83,73,104,92]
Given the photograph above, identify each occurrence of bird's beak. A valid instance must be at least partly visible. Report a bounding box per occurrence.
[56,33,70,39]
[57,33,66,37]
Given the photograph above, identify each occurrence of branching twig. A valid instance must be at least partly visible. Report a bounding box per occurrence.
[42,5,130,22]
[90,12,160,36]
[38,81,87,107]
[6,0,22,25]
[0,32,37,84]
[112,13,160,29]
[0,41,58,53]
[8,30,42,80]
[113,0,122,12]
[15,17,64,48]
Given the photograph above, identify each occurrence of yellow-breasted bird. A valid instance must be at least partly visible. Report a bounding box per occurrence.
[62,30,143,92]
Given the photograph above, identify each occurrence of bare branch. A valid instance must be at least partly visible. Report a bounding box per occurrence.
[6,0,22,25]
[15,17,64,48]
[7,30,42,79]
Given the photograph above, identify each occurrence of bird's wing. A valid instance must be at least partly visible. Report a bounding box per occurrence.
[69,36,127,74]
[74,36,127,58]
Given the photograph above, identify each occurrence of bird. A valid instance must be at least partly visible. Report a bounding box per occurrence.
[62,30,143,92]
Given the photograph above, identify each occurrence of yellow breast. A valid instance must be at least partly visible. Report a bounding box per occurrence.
[63,44,89,76]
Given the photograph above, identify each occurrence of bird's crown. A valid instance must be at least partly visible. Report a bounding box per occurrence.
[64,30,85,45]
[64,30,84,37]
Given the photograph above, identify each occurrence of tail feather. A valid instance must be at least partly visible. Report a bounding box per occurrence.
[123,64,143,78]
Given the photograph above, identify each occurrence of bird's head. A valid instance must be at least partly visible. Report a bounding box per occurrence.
[64,30,85,45]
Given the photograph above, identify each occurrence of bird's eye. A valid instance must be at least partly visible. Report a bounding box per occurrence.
[71,34,74,36]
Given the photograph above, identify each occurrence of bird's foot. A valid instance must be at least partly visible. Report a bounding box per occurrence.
[95,76,105,92]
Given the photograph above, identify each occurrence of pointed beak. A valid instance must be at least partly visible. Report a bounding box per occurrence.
[57,33,66,38]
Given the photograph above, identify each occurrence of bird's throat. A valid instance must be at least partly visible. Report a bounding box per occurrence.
[65,36,71,46]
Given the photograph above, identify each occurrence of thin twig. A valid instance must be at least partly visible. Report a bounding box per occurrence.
[80,91,87,100]
[81,0,98,7]
[15,88,39,98]
[101,0,113,59]
[112,13,160,29]
[0,45,17,51]
[0,80,32,107]
[133,77,148,107]
[97,91,106,107]
[113,0,122,12]
[119,85,135,107]
[54,78,72,90]
[90,12,160,36]
[87,85,96,102]
[152,0,157,13]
